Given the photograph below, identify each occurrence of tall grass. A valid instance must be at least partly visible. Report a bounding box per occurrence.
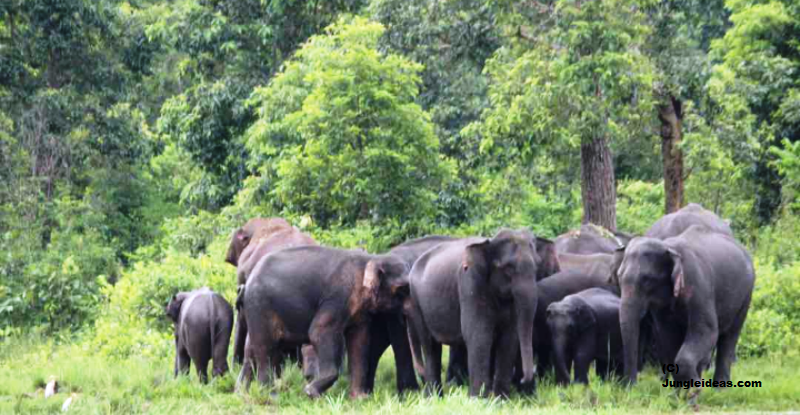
[1,336,798,414]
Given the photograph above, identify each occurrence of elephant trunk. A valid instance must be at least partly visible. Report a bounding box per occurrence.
[551,332,571,385]
[620,292,645,384]
[514,282,537,384]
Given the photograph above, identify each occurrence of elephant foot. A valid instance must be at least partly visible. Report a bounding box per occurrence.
[517,377,537,395]
[349,390,369,400]
[304,384,321,399]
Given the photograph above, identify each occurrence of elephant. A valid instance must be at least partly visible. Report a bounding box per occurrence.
[557,252,614,278]
[238,245,410,399]
[225,217,317,367]
[530,269,618,378]
[362,235,458,395]
[165,287,234,383]
[611,225,755,390]
[407,229,560,398]
[555,223,633,255]
[546,287,623,385]
[645,203,733,240]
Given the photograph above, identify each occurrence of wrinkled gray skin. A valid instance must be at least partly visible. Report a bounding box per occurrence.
[165,287,234,383]
[555,224,633,255]
[546,287,623,385]
[612,225,755,389]
[362,235,459,395]
[408,229,560,398]
[239,246,409,399]
[557,252,614,278]
[645,203,733,240]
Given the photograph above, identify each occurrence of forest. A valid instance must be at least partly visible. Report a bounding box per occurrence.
[1,0,800,413]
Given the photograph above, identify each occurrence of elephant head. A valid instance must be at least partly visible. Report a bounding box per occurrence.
[165,292,190,323]
[461,229,558,386]
[614,237,684,383]
[225,218,293,266]
[362,254,410,312]
[546,298,596,385]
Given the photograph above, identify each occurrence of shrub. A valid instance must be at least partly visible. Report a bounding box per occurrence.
[616,180,664,235]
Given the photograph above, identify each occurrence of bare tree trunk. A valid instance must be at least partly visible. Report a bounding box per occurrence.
[659,95,684,214]
[581,134,616,231]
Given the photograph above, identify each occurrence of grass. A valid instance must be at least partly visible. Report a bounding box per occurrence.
[1,335,799,414]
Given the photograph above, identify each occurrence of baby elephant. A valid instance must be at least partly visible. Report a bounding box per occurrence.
[165,287,234,383]
[546,287,623,385]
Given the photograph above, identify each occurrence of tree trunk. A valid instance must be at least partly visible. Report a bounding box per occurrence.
[659,96,684,214]
[581,134,617,231]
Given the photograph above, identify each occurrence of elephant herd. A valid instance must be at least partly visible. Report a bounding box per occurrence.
[165,203,755,401]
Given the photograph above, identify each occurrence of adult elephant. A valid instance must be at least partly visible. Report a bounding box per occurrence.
[238,246,410,399]
[362,235,458,395]
[611,225,754,391]
[225,217,317,366]
[645,203,733,240]
[555,223,633,255]
[408,229,560,398]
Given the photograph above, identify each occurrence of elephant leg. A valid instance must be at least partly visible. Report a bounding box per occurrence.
[213,325,232,378]
[673,322,718,389]
[305,314,345,398]
[446,344,468,386]
[714,300,749,384]
[363,314,390,394]
[408,300,442,396]
[248,315,281,386]
[195,354,210,384]
[387,314,419,393]
[236,336,254,392]
[573,349,593,385]
[176,345,190,377]
[491,329,519,398]
[302,344,319,381]
[595,358,609,382]
[464,322,495,398]
[346,323,371,398]
[653,316,684,371]
[233,310,248,366]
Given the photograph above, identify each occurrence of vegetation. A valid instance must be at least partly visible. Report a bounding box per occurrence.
[1,0,800,412]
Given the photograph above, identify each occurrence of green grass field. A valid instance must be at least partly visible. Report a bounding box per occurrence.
[2,336,798,414]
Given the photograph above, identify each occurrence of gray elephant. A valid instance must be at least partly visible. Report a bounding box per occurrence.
[225,217,317,367]
[555,223,633,255]
[407,229,560,398]
[362,235,459,395]
[165,287,234,383]
[238,245,409,399]
[611,225,755,390]
[546,287,623,385]
[645,203,733,239]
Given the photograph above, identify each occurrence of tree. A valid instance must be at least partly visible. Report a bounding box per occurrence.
[711,0,800,224]
[244,17,453,227]
[469,0,655,230]
[645,0,730,213]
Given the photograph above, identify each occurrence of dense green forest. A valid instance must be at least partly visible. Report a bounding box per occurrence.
[2,0,800,413]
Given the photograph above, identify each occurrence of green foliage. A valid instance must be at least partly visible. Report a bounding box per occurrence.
[739,260,800,357]
[245,17,454,227]
[93,243,235,358]
[616,180,665,234]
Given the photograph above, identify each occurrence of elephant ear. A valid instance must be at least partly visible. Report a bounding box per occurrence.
[668,248,685,297]
[166,292,189,322]
[608,246,626,286]
[462,239,491,275]
[225,228,250,266]
[534,236,560,280]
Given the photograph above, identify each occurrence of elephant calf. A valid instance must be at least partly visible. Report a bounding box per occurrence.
[165,287,234,383]
[546,287,623,385]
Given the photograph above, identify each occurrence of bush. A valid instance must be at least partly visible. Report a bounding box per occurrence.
[616,180,664,235]
[93,238,235,358]
[738,260,800,357]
